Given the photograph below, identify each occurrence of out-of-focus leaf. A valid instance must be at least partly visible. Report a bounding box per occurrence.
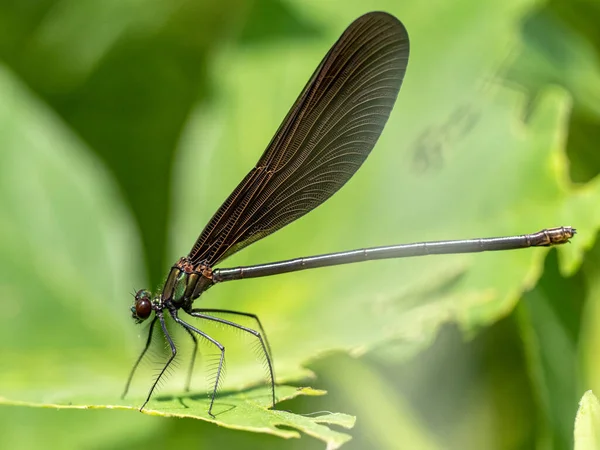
[507,9,600,118]
[517,251,585,448]
[314,355,440,450]
[505,8,600,183]
[581,236,600,407]
[0,63,144,402]
[505,4,600,449]
[574,391,600,450]
[0,406,160,450]
[171,0,597,390]
[0,0,254,286]
[238,0,322,45]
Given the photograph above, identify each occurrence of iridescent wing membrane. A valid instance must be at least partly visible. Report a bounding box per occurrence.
[189,12,410,266]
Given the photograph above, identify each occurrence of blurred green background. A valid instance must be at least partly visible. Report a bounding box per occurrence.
[2,0,600,448]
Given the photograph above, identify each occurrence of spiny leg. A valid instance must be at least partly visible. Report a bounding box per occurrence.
[140,312,177,411]
[122,316,157,399]
[182,326,199,392]
[192,309,274,366]
[188,309,276,409]
[170,310,225,418]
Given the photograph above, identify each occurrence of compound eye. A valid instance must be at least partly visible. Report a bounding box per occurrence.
[134,289,152,320]
[135,298,152,319]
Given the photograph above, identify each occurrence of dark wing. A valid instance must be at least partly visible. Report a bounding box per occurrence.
[189,11,410,266]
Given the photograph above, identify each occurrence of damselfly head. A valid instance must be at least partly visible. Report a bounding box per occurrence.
[131,289,153,323]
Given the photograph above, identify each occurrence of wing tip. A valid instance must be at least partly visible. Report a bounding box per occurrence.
[354,11,409,52]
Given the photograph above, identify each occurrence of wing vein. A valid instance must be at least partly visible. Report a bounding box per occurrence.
[188,12,410,266]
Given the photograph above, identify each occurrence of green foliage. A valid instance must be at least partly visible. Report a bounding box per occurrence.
[575,391,600,450]
[1,387,355,448]
[1,0,600,448]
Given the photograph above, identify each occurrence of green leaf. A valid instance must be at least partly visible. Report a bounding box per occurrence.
[313,355,440,449]
[507,8,600,118]
[0,63,144,399]
[517,251,584,448]
[0,387,354,448]
[580,231,600,421]
[505,6,600,183]
[575,391,600,450]
[508,6,600,447]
